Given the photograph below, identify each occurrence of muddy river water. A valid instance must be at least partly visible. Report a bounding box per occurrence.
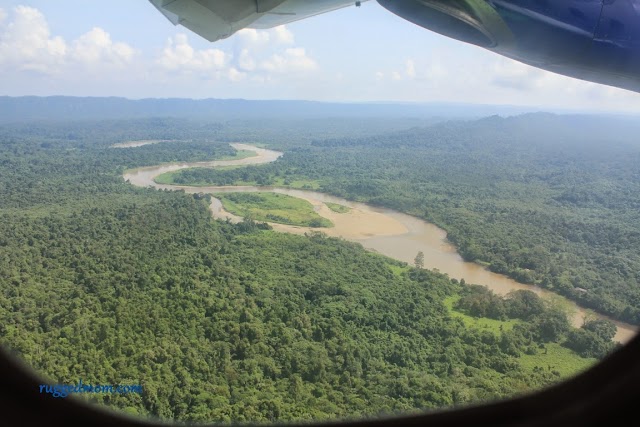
[123,143,638,343]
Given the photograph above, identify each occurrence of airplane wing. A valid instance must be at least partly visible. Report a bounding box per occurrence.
[149,0,640,93]
[148,0,367,43]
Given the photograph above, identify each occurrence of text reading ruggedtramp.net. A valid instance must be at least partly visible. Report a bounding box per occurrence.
[39,379,143,398]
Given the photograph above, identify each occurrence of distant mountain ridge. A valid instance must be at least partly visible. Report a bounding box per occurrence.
[0,96,583,124]
[312,112,640,149]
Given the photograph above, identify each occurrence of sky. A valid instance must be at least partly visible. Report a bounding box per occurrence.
[1,0,640,113]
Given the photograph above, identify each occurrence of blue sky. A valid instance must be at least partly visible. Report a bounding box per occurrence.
[1,0,639,112]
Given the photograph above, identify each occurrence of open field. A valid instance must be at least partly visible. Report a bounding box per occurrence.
[443,296,597,377]
[215,192,333,228]
[216,150,258,161]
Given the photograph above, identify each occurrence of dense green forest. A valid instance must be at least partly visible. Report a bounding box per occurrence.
[0,117,610,423]
[166,114,640,325]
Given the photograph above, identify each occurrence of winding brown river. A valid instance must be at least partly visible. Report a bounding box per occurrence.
[123,143,638,343]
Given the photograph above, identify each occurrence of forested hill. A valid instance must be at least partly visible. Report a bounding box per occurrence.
[0,96,562,123]
[313,113,640,150]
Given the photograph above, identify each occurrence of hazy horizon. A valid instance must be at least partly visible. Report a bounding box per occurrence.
[5,95,639,125]
[2,94,637,117]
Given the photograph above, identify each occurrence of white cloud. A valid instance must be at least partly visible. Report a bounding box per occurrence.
[0,6,136,75]
[227,67,246,82]
[375,71,384,81]
[230,24,315,78]
[236,28,270,45]
[238,48,255,71]
[0,6,67,73]
[286,47,317,71]
[406,59,416,78]
[259,55,283,72]
[236,25,294,46]
[158,33,227,72]
[273,25,294,44]
[260,48,317,73]
[0,6,319,94]
[392,71,401,81]
[72,27,135,67]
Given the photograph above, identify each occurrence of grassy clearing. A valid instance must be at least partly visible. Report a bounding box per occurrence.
[444,296,518,333]
[518,343,597,378]
[325,202,351,213]
[154,171,181,185]
[215,192,333,228]
[217,150,258,161]
[387,263,410,277]
[443,295,598,378]
[276,177,323,190]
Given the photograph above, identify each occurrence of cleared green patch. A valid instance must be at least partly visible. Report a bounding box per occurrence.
[154,171,182,185]
[325,202,351,213]
[387,263,410,277]
[519,343,597,378]
[215,192,333,228]
[274,177,323,190]
[444,296,518,333]
[217,150,258,161]
[444,295,598,378]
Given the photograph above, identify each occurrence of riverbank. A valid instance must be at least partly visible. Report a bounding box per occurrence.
[123,143,638,343]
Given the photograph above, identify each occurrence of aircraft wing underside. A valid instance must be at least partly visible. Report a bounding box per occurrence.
[149,0,367,42]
